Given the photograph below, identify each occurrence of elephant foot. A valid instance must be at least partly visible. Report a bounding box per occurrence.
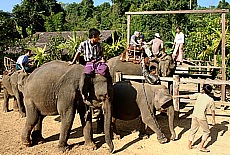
[113,133,121,140]
[13,108,19,112]
[158,137,168,144]
[31,131,45,145]
[20,112,26,118]
[138,134,149,140]
[84,142,97,151]
[22,138,32,147]
[3,108,9,113]
[58,144,70,153]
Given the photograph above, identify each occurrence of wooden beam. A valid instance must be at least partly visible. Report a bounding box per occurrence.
[221,13,226,101]
[125,9,229,15]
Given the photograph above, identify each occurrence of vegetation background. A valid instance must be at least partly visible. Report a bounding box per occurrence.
[0,0,229,78]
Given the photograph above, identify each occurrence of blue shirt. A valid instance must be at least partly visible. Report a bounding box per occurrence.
[16,55,28,65]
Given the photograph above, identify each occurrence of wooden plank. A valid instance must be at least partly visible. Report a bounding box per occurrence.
[187,65,222,69]
[125,9,229,15]
[180,78,230,85]
[180,99,230,106]
[122,75,174,82]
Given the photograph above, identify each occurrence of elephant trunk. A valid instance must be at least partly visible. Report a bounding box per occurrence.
[167,104,176,140]
[103,97,114,153]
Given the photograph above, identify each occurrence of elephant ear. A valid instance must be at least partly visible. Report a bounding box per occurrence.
[79,73,92,100]
[154,85,172,110]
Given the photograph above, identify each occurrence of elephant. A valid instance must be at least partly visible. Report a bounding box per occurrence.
[111,81,176,143]
[107,55,175,82]
[21,60,114,153]
[2,70,28,117]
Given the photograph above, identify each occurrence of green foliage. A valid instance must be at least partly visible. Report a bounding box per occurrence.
[102,32,126,59]
[27,45,48,67]
[58,31,86,59]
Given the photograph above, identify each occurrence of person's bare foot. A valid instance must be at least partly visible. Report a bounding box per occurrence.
[199,147,210,152]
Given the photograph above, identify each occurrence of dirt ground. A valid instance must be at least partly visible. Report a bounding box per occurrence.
[0,86,230,155]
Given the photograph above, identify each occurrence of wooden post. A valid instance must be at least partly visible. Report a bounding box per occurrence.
[207,62,211,75]
[214,55,217,67]
[115,72,122,82]
[221,12,226,102]
[173,75,180,111]
[198,61,201,74]
[127,15,131,48]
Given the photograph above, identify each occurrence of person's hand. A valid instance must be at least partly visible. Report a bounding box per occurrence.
[68,61,74,65]
[172,44,175,49]
[212,120,216,126]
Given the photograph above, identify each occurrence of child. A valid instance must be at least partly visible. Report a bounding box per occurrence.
[69,28,104,65]
[16,49,32,72]
[173,84,216,152]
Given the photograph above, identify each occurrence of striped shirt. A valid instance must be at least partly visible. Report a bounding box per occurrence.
[77,39,103,62]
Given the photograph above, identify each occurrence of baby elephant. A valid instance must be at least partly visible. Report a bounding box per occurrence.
[112,81,176,143]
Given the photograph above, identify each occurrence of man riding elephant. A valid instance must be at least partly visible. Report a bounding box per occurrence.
[145,33,175,77]
[21,60,114,153]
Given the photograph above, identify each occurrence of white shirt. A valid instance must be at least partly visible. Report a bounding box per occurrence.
[174,32,184,44]
[189,93,215,120]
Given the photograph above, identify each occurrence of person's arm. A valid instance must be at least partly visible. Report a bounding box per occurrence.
[172,95,190,98]
[69,51,80,65]
[159,43,166,59]
[131,36,140,46]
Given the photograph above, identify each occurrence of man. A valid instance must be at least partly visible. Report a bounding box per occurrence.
[146,33,165,58]
[173,27,184,65]
[16,50,32,72]
[173,84,216,152]
[69,28,104,65]
[129,31,141,50]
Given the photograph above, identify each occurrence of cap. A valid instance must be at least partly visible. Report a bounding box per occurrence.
[155,33,160,38]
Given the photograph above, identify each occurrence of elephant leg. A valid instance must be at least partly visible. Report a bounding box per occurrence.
[167,105,176,140]
[83,108,96,150]
[138,118,149,139]
[3,89,10,112]
[22,99,39,147]
[111,117,120,140]
[58,106,76,152]
[141,113,167,144]
[32,115,45,145]
[13,89,26,117]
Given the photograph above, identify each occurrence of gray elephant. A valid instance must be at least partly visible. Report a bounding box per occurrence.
[2,71,28,117]
[107,55,175,82]
[111,81,176,143]
[21,60,114,152]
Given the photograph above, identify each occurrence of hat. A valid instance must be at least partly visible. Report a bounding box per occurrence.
[155,33,160,38]
[140,35,144,39]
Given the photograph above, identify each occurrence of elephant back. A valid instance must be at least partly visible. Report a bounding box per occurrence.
[107,56,142,82]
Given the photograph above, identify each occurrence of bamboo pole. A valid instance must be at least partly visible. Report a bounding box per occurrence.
[221,13,226,102]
